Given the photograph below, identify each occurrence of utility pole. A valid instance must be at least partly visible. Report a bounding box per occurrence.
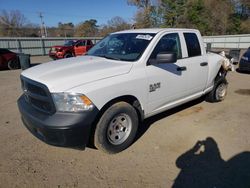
[39,12,47,38]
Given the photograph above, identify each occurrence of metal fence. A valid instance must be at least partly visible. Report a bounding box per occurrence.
[0,34,249,56]
[0,37,102,56]
[203,34,250,49]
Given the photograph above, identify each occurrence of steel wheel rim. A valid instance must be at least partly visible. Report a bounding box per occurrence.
[107,113,132,145]
[216,83,227,100]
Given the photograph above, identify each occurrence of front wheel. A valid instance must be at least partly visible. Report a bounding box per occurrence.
[206,77,228,102]
[94,102,138,154]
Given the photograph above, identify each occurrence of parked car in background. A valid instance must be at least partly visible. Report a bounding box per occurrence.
[0,48,20,70]
[239,47,250,72]
[49,39,93,60]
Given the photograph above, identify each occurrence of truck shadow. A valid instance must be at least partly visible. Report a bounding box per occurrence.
[172,137,250,188]
[135,96,205,142]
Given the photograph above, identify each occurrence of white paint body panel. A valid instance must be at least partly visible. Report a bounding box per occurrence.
[21,28,224,119]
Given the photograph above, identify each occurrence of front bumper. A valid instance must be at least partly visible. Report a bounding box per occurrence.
[49,52,64,59]
[17,95,99,149]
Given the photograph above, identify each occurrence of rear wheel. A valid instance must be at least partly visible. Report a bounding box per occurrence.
[7,58,20,70]
[94,102,138,154]
[206,77,228,102]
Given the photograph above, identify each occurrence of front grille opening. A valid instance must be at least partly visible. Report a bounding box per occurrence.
[21,77,55,114]
[26,83,47,96]
[30,97,52,112]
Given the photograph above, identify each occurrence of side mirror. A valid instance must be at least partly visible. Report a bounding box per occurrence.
[156,52,177,64]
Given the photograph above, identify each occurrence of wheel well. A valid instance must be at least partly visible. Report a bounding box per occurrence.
[64,51,72,56]
[215,66,227,81]
[87,95,144,147]
[98,95,144,122]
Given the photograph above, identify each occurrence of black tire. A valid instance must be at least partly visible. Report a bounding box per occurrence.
[7,58,20,70]
[206,77,228,103]
[94,102,138,154]
[64,53,73,58]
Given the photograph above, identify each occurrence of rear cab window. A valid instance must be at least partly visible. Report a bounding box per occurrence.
[184,33,201,57]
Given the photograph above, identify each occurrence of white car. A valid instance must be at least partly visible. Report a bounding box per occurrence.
[18,28,229,153]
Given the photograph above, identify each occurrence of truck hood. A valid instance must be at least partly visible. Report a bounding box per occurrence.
[21,56,133,92]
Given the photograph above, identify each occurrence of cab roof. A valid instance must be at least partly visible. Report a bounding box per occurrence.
[114,28,199,34]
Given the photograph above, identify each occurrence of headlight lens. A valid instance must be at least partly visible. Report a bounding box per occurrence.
[52,93,94,112]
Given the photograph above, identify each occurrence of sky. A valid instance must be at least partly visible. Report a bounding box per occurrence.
[0,0,138,27]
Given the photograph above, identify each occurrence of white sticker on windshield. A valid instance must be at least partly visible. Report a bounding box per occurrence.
[136,34,153,40]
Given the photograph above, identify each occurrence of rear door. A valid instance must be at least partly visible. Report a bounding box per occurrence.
[182,32,208,95]
[74,40,87,56]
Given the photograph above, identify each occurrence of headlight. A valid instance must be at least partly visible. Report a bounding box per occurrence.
[52,93,94,112]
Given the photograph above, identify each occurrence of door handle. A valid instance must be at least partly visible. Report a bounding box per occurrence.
[177,66,187,71]
[200,62,208,66]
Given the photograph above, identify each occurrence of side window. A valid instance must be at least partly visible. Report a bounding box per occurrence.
[149,33,182,60]
[77,41,86,46]
[87,40,92,45]
[184,33,201,57]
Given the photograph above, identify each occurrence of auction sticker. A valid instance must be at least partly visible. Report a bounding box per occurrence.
[136,34,153,40]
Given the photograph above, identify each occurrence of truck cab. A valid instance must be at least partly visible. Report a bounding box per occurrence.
[18,29,228,153]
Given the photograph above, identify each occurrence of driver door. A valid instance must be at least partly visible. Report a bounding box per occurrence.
[145,33,189,115]
[74,41,86,56]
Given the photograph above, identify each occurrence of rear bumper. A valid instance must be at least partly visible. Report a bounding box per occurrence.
[18,95,99,149]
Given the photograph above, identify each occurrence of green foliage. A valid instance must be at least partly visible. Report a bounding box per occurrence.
[227,14,241,34]
[1,1,249,37]
[130,0,250,35]
[161,0,187,27]
[57,22,74,37]
[127,0,159,28]
[75,19,98,37]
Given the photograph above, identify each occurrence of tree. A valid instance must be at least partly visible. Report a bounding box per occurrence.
[161,0,187,27]
[128,0,160,28]
[230,0,250,34]
[0,10,28,37]
[57,22,74,37]
[75,19,98,37]
[99,16,131,36]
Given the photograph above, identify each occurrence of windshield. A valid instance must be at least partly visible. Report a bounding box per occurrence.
[87,33,156,61]
[64,40,76,46]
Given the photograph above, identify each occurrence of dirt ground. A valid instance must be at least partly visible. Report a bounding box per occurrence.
[0,56,250,188]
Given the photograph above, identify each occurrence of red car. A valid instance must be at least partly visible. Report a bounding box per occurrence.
[0,48,20,70]
[49,39,93,60]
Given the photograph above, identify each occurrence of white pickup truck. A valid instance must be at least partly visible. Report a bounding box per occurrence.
[18,28,230,153]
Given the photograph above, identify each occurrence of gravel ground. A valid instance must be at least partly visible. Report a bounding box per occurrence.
[0,56,249,188]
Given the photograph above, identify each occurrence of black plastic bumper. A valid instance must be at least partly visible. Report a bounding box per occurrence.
[17,95,99,149]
